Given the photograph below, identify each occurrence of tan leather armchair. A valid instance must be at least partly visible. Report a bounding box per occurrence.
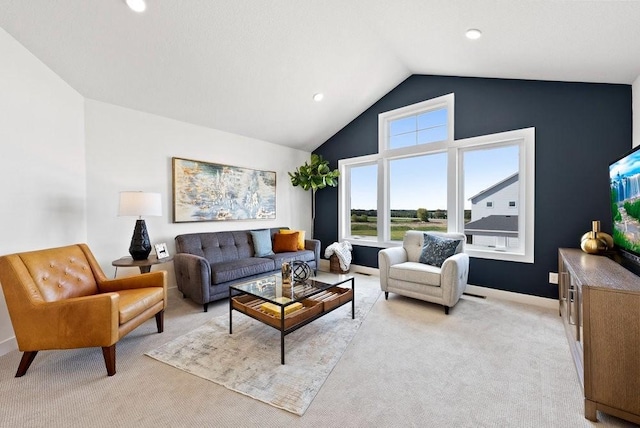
[0,243,167,377]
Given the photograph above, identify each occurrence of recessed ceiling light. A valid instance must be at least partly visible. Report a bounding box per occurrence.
[126,0,146,13]
[465,29,482,40]
[313,93,324,102]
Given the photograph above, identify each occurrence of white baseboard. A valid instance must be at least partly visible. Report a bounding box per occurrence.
[325,263,558,310]
[318,260,378,277]
[0,335,17,356]
[464,284,557,309]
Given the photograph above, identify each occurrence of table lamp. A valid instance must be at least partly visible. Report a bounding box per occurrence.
[118,191,162,260]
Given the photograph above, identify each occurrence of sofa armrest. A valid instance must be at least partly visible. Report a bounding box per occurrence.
[440,253,470,306]
[304,238,321,271]
[378,246,408,291]
[173,253,211,305]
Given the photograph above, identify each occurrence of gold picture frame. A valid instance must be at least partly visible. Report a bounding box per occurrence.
[172,157,276,223]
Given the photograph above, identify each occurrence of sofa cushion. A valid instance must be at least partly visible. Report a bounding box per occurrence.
[250,229,274,257]
[389,262,441,287]
[210,258,276,285]
[279,229,305,250]
[266,250,316,270]
[419,233,462,267]
[273,232,299,253]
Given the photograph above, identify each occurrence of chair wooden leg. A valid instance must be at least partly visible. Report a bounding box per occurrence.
[15,351,38,377]
[155,310,164,333]
[384,292,389,300]
[203,303,208,312]
[444,306,450,315]
[102,345,116,376]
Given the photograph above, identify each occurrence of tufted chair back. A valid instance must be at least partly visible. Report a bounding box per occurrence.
[18,245,99,302]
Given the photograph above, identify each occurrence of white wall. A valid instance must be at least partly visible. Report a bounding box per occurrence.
[84,100,313,286]
[0,28,86,354]
[0,28,313,356]
[634,75,640,148]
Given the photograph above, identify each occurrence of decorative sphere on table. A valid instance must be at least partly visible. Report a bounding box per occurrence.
[291,261,312,283]
[580,220,613,254]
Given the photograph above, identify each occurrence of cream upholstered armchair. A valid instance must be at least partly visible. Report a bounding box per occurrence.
[378,231,469,314]
[0,243,167,377]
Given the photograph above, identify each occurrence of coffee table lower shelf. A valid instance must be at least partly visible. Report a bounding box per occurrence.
[229,282,354,364]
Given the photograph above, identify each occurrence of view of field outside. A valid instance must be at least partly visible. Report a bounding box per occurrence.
[350,213,448,241]
[349,145,519,240]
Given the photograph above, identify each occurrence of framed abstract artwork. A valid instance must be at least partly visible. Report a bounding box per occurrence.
[172,157,276,222]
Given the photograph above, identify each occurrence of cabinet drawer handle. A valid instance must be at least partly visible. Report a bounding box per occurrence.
[567,288,574,324]
[568,288,578,325]
[560,272,570,300]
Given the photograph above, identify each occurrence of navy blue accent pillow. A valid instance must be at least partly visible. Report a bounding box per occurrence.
[419,233,462,267]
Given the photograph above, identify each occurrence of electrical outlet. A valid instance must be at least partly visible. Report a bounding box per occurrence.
[548,272,558,284]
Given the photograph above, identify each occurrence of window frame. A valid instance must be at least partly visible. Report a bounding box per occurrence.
[453,128,535,263]
[338,95,535,263]
[379,94,454,154]
[338,154,382,244]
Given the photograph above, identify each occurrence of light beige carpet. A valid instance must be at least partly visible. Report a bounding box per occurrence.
[145,282,380,415]
[1,273,635,427]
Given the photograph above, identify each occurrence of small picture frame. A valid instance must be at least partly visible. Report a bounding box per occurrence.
[155,243,170,259]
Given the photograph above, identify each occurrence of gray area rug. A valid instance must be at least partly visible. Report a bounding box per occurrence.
[146,283,380,415]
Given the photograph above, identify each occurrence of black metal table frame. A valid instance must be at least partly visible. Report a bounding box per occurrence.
[229,276,355,364]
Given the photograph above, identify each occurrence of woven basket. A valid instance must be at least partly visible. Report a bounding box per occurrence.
[329,254,349,274]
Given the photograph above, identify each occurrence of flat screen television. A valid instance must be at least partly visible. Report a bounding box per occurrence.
[609,145,640,271]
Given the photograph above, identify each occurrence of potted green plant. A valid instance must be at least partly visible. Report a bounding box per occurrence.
[289,154,339,236]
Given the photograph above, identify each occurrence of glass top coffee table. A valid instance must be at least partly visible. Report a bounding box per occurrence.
[229,273,355,364]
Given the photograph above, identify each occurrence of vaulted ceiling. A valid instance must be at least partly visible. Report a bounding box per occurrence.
[1,1,639,151]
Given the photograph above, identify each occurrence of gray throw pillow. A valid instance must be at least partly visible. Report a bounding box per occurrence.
[419,233,462,267]
[250,229,274,257]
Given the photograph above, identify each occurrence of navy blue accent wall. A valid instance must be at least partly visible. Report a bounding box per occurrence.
[313,74,632,299]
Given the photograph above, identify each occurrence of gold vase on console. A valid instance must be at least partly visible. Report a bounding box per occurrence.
[580,220,613,254]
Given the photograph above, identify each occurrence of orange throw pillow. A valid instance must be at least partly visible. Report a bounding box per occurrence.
[273,232,300,253]
[279,229,305,250]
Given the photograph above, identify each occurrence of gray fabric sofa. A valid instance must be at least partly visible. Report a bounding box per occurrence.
[378,230,469,314]
[174,227,320,311]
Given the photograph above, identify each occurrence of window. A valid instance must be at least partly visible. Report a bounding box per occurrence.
[346,161,378,239]
[379,94,454,152]
[389,153,448,240]
[388,109,449,149]
[339,94,535,263]
[463,143,522,254]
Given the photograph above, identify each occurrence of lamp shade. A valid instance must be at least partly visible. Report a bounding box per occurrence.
[118,192,162,217]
